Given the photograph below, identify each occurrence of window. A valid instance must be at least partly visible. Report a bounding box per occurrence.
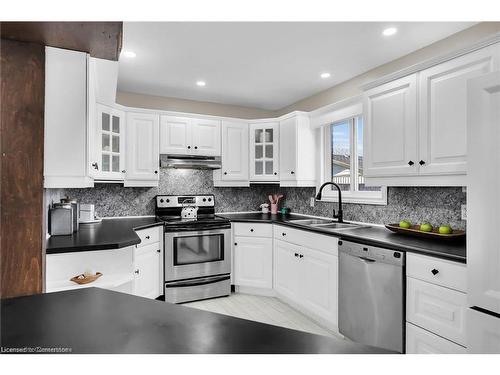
[322,115,387,204]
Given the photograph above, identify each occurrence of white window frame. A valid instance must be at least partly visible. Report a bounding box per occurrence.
[318,114,387,205]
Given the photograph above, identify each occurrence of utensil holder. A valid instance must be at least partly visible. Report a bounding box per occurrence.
[270,203,278,214]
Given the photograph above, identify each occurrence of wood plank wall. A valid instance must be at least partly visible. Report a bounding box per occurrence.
[1,39,45,298]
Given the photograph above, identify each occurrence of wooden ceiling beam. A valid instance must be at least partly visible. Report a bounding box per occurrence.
[1,21,123,60]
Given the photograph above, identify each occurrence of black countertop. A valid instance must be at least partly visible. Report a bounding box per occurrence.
[46,213,466,263]
[218,213,466,263]
[46,217,164,254]
[0,288,391,354]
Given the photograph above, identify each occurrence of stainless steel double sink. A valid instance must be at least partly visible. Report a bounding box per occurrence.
[288,218,367,232]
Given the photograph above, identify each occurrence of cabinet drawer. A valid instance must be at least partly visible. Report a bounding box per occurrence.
[407,253,466,292]
[273,224,338,256]
[406,323,466,354]
[135,242,161,257]
[135,226,161,248]
[407,277,467,345]
[233,223,272,237]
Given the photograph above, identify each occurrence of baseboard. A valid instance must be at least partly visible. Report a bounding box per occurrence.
[235,285,276,297]
[274,291,340,335]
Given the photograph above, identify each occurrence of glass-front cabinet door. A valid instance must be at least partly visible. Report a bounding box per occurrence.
[249,122,279,181]
[95,104,125,180]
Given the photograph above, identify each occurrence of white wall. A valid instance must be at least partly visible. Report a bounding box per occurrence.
[276,22,500,115]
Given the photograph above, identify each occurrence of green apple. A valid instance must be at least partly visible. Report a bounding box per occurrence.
[438,225,453,234]
[399,220,411,229]
[420,223,433,232]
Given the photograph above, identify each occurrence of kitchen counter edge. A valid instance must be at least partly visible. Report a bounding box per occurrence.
[219,213,466,263]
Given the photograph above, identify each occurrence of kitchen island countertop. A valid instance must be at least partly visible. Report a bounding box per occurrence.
[0,288,392,354]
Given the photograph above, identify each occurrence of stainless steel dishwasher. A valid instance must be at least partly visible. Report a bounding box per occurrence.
[338,240,405,353]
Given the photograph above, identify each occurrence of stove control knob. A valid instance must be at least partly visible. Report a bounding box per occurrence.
[208,198,212,202]
[203,198,207,202]
[160,199,164,203]
[166,199,170,203]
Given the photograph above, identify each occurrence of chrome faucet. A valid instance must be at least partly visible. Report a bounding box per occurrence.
[315,182,344,223]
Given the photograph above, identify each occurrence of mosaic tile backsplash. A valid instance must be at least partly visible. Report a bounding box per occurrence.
[46,169,466,229]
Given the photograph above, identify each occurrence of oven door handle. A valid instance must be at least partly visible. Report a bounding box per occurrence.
[165,224,231,232]
[165,274,230,288]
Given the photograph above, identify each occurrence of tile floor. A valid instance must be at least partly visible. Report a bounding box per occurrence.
[183,292,342,338]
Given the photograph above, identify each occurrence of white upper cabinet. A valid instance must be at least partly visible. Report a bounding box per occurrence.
[191,118,221,156]
[125,112,160,186]
[44,47,94,188]
[88,56,119,107]
[160,116,191,154]
[363,43,500,185]
[220,120,249,181]
[363,74,418,177]
[279,113,316,186]
[249,122,280,181]
[94,104,126,181]
[418,45,499,175]
[467,70,500,315]
[160,115,221,156]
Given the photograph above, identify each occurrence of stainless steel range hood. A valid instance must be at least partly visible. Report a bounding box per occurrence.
[160,154,222,170]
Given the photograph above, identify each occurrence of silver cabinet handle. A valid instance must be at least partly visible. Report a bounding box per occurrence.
[134,269,140,274]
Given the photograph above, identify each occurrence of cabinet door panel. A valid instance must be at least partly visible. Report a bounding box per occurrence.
[467,308,500,353]
[221,120,249,180]
[191,118,221,156]
[126,113,159,181]
[44,47,92,187]
[134,245,161,299]
[406,323,466,354]
[234,237,272,288]
[160,116,191,154]
[467,70,500,315]
[95,105,125,180]
[249,122,279,181]
[279,117,297,181]
[363,74,418,177]
[407,277,467,345]
[419,46,498,175]
[300,247,338,326]
[273,240,300,301]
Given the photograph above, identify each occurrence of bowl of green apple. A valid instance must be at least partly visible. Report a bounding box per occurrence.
[385,220,465,240]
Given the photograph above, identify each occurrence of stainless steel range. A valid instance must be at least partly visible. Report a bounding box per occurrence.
[156,194,231,304]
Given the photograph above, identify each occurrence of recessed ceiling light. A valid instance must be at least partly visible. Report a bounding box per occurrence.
[382,27,398,36]
[122,50,136,58]
[196,81,206,87]
[320,72,331,79]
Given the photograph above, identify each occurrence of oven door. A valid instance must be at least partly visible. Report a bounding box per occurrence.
[164,227,231,281]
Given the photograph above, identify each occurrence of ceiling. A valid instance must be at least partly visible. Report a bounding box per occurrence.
[118,22,475,110]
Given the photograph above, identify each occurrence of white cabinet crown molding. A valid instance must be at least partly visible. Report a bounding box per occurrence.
[361,34,500,91]
[309,95,363,129]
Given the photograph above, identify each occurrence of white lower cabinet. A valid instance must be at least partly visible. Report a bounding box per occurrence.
[406,253,467,352]
[233,237,273,289]
[298,246,338,325]
[406,323,466,354]
[466,308,500,354]
[273,236,338,330]
[133,227,163,299]
[273,240,301,301]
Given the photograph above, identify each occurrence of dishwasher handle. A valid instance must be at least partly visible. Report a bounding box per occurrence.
[358,256,376,263]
